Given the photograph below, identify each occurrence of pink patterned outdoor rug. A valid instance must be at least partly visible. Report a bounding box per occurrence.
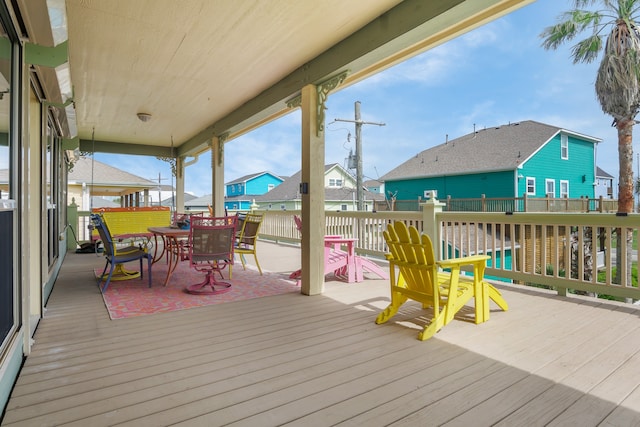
[98,261,299,320]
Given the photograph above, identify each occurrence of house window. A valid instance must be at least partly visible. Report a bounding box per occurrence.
[545,179,556,198]
[268,204,272,209]
[526,177,535,195]
[561,134,568,159]
[341,204,347,211]
[560,180,569,198]
[280,204,286,210]
[329,178,343,188]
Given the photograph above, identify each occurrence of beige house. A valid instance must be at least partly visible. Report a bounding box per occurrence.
[254,164,385,212]
[68,157,159,210]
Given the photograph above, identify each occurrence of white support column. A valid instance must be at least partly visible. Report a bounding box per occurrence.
[210,135,226,216]
[421,197,445,260]
[300,84,325,295]
[175,156,185,213]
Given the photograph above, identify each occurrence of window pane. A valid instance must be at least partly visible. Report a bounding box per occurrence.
[0,23,15,352]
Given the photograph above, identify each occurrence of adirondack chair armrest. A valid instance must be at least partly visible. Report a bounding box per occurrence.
[437,255,489,270]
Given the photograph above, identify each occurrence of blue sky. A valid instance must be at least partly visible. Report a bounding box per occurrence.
[96,0,624,197]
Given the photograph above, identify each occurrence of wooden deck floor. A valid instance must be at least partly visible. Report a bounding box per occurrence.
[3,242,640,426]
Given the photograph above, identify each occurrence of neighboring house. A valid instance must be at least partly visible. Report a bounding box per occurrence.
[67,157,159,210]
[364,179,384,194]
[253,163,385,211]
[184,194,214,211]
[381,120,601,202]
[160,192,198,210]
[595,166,615,199]
[225,171,284,211]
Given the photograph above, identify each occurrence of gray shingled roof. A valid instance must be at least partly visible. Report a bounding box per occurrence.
[69,157,157,187]
[381,120,600,181]
[596,166,614,179]
[161,193,197,206]
[185,194,213,207]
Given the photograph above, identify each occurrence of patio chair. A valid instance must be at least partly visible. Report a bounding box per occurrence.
[186,216,238,295]
[90,213,153,293]
[289,215,388,283]
[377,221,508,340]
[170,212,204,261]
[232,213,263,277]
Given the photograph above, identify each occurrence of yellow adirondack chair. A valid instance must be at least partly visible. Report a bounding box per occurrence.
[376,221,508,341]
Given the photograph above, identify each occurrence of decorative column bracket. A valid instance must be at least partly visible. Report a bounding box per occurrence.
[286,95,301,109]
[316,71,348,136]
[176,156,183,179]
[217,132,229,166]
[285,70,349,137]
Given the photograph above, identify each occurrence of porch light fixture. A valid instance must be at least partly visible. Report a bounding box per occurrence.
[137,112,152,122]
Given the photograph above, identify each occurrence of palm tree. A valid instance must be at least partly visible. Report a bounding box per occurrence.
[540,0,640,288]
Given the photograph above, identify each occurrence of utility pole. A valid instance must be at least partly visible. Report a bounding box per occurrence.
[153,172,169,206]
[335,101,385,210]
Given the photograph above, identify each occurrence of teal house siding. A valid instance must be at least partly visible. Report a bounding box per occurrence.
[381,121,600,206]
[245,174,282,195]
[225,172,284,211]
[517,134,595,198]
[385,170,515,201]
[224,199,252,210]
[226,172,283,197]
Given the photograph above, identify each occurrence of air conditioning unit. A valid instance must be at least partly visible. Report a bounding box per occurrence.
[423,190,437,199]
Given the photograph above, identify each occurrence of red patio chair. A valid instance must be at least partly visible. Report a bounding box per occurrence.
[186,216,237,295]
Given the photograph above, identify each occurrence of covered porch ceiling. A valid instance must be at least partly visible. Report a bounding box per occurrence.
[26,0,534,159]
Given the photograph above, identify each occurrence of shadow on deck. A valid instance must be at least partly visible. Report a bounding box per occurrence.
[3,241,640,426]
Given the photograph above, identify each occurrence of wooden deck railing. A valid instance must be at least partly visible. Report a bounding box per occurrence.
[72,203,639,301]
[438,211,639,301]
[387,195,619,213]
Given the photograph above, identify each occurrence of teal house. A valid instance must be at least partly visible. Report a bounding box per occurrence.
[225,171,284,211]
[381,120,601,202]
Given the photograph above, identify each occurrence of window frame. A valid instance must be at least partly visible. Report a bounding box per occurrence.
[560,180,569,198]
[560,134,568,160]
[545,179,556,198]
[526,177,536,195]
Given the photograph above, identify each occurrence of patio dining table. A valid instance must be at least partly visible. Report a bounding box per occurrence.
[148,226,190,286]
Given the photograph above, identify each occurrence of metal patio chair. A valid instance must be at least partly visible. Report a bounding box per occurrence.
[186,216,238,295]
[90,213,153,293]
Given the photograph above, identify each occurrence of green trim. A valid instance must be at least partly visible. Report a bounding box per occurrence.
[61,137,79,151]
[25,40,68,68]
[78,139,175,157]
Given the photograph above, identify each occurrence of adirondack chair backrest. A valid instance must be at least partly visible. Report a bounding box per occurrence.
[384,221,439,300]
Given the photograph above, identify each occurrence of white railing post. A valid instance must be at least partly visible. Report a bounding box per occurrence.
[421,197,445,260]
